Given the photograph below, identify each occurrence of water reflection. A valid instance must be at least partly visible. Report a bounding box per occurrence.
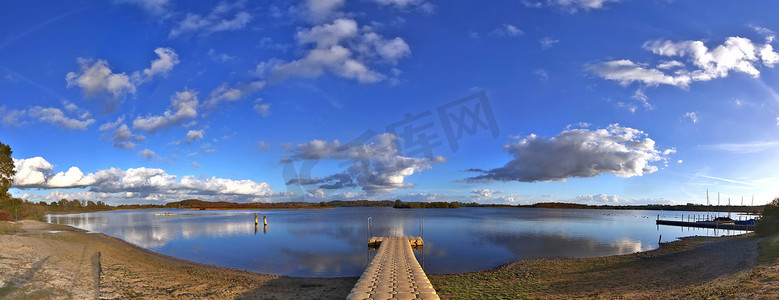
[48,207,748,277]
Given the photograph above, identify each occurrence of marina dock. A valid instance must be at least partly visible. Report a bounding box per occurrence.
[656,220,755,231]
[347,237,439,300]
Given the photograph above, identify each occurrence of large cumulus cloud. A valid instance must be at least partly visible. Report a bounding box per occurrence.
[466,124,672,182]
[12,157,273,202]
[286,133,440,194]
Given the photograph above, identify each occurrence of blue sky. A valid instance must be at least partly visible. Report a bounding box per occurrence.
[2,0,778,205]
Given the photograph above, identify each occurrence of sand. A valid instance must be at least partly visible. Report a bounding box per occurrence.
[0,220,356,299]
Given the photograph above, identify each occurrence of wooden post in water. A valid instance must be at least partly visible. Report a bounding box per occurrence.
[658,235,662,245]
[367,217,372,242]
[419,217,422,238]
[263,216,268,226]
[255,213,258,225]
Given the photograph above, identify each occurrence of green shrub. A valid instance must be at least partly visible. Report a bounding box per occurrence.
[755,197,779,237]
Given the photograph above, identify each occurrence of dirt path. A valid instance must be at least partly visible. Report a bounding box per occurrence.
[0,221,357,299]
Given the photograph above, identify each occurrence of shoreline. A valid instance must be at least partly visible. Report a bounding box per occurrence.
[35,203,765,216]
[1,220,776,299]
[0,220,357,299]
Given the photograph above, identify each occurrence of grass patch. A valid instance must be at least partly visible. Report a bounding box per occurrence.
[758,233,779,264]
[0,221,21,234]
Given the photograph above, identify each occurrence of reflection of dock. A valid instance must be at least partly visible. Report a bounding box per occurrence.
[656,220,755,231]
[347,237,439,300]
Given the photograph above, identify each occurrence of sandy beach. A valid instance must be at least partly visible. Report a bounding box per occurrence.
[1,220,777,299]
[0,220,357,299]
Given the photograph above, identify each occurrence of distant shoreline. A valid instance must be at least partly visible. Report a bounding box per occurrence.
[42,199,764,216]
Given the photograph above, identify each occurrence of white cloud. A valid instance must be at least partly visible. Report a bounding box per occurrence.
[204,81,265,107]
[298,18,358,47]
[13,157,54,187]
[207,49,235,62]
[185,130,204,142]
[66,58,135,105]
[169,1,252,37]
[533,69,549,81]
[575,193,620,204]
[256,141,271,151]
[0,104,95,130]
[471,189,503,198]
[523,0,620,13]
[191,161,201,168]
[133,89,198,132]
[48,167,97,188]
[261,46,384,83]
[27,106,95,130]
[99,117,123,131]
[591,35,779,93]
[370,0,428,9]
[257,18,409,84]
[140,47,179,80]
[588,59,692,87]
[490,24,523,37]
[63,102,78,112]
[360,32,412,64]
[642,37,775,80]
[657,60,684,69]
[254,99,271,117]
[304,0,345,23]
[287,133,438,193]
[114,124,145,149]
[683,112,698,123]
[631,89,652,110]
[100,118,145,149]
[0,106,26,126]
[467,124,671,182]
[12,156,275,201]
[139,149,157,160]
[66,48,179,112]
[115,0,170,16]
[540,37,559,49]
[700,140,779,154]
[696,174,758,187]
[180,176,273,196]
[566,122,591,129]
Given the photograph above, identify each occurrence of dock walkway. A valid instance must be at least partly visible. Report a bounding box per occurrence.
[347,237,439,300]
[656,220,755,231]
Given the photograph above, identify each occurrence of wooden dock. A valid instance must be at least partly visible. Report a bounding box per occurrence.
[656,220,755,231]
[347,237,439,300]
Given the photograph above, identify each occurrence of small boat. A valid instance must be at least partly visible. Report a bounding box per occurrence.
[734,219,756,225]
[713,217,734,224]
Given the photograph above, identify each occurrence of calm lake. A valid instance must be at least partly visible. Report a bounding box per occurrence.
[47,207,750,277]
